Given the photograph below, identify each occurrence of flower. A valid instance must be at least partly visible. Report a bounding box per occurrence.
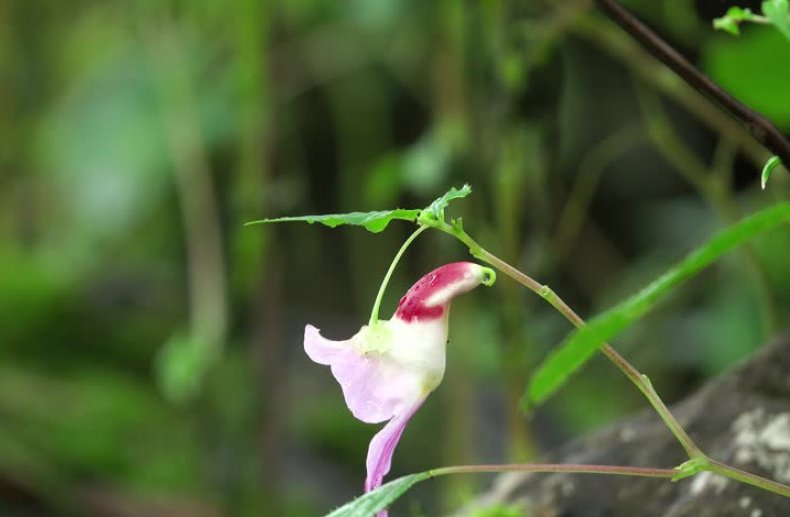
[304,261,494,514]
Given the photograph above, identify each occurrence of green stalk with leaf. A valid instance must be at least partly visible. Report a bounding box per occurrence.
[249,185,790,515]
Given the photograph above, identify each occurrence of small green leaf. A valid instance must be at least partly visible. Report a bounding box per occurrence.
[245,209,421,233]
[325,472,433,517]
[713,7,755,35]
[728,6,756,21]
[763,0,790,39]
[713,17,740,35]
[761,156,782,189]
[523,202,790,409]
[420,184,472,223]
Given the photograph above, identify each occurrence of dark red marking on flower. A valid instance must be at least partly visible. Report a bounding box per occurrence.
[394,262,477,322]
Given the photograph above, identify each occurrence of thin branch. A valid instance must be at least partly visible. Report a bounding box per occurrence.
[708,459,790,498]
[428,220,702,458]
[425,219,790,498]
[594,0,790,170]
[432,462,677,479]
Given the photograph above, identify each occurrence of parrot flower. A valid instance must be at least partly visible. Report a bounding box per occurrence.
[304,262,495,515]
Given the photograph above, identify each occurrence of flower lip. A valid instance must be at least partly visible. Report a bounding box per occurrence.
[394,262,494,322]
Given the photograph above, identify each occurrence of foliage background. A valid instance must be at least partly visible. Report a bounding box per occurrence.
[2,0,789,515]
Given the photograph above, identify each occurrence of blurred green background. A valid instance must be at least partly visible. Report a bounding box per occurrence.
[2,0,790,515]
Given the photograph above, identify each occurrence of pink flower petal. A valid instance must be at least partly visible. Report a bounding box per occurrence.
[304,262,496,511]
[304,325,423,424]
[303,323,352,364]
[365,398,425,517]
[395,262,491,322]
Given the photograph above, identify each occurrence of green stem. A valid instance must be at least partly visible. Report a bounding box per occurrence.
[432,462,676,479]
[368,225,429,326]
[431,219,701,457]
[420,217,790,498]
[743,15,771,25]
[479,249,701,459]
[707,459,790,498]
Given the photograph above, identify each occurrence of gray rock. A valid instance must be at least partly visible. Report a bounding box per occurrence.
[464,337,790,516]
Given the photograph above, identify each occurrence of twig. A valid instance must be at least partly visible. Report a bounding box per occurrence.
[423,218,790,497]
[432,462,676,479]
[428,220,702,458]
[594,0,790,169]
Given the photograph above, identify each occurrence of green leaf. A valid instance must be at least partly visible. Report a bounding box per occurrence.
[325,472,433,517]
[761,156,782,189]
[713,17,740,36]
[763,0,790,39]
[703,28,790,129]
[523,202,790,409]
[247,185,474,234]
[420,184,473,223]
[713,7,755,35]
[727,6,756,21]
[245,209,421,233]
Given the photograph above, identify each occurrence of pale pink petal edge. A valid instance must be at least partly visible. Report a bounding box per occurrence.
[365,399,425,517]
[304,324,349,364]
[305,324,411,424]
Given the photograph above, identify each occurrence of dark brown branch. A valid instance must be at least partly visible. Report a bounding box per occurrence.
[595,0,790,171]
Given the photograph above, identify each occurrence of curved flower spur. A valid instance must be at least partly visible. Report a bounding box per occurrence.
[305,262,495,515]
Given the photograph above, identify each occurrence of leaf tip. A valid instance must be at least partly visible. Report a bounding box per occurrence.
[519,385,539,415]
[518,398,535,417]
[761,156,781,190]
